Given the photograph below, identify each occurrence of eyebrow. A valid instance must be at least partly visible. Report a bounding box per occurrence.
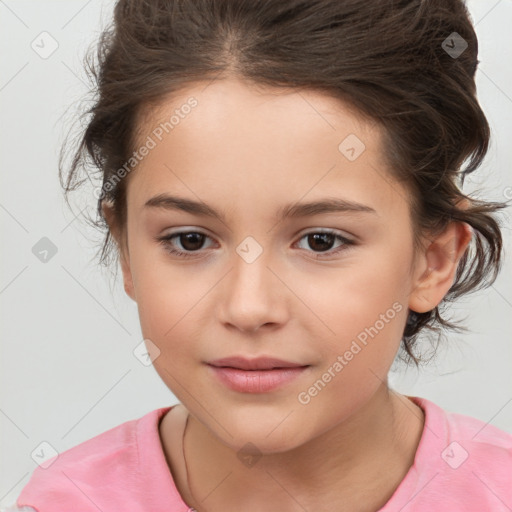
[143,193,377,222]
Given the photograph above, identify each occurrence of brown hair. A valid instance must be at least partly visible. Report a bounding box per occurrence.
[60,0,511,367]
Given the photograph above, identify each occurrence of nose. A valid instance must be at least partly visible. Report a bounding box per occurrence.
[218,247,289,333]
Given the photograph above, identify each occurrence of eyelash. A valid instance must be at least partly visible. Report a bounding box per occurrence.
[155,229,355,260]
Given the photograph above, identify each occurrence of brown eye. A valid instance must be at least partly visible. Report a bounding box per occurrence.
[156,230,214,259]
[295,230,355,258]
[175,232,206,251]
[306,233,336,252]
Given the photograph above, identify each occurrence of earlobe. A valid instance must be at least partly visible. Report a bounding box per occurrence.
[409,222,473,314]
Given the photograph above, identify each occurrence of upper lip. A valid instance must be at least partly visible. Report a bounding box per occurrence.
[207,356,309,370]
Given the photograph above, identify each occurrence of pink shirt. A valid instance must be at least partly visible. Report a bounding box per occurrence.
[15,396,512,511]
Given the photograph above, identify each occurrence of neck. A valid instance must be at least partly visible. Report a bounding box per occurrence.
[182,386,425,512]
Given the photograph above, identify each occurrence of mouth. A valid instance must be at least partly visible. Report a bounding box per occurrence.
[205,356,310,393]
[207,355,309,371]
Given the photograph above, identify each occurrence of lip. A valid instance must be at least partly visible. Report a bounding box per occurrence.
[207,356,307,370]
[206,356,310,393]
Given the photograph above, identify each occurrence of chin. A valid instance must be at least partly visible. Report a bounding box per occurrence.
[211,412,313,455]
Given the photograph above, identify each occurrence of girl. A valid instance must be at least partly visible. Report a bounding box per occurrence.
[11,0,512,510]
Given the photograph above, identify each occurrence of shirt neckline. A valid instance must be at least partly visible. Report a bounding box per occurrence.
[138,395,441,511]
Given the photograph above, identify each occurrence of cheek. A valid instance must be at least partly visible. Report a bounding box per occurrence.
[310,258,407,333]
[129,253,185,345]
[131,262,214,371]
[304,255,409,376]
[137,286,196,347]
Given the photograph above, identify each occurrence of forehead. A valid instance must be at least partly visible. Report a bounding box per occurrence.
[127,77,407,220]
[137,77,377,147]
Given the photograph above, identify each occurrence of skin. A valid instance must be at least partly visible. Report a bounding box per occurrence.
[102,77,473,511]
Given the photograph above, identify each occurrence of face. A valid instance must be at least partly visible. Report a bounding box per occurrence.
[105,77,470,453]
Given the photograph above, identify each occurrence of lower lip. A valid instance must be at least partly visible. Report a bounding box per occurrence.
[207,364,309,393]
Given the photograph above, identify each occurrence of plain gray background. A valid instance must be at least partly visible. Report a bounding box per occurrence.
[1,0,511,506]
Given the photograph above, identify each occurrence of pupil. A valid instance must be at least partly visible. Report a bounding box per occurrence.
[181,233,204,251]
[309,233,333,252]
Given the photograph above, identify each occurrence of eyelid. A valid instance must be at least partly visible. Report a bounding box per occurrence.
[157,228,217,248]
[295,226,355,240]
[158,226,214,241]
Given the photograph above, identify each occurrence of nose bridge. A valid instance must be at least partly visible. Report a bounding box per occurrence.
[231,233,274,299]
[219,232,286,331]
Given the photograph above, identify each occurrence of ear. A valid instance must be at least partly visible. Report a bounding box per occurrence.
[409,219,473,314]
[101,200,137,302]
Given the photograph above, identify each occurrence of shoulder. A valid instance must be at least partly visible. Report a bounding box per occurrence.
[409,396,512,509]
[381,396,512,511]
[429,397,512,462]
[15,407,173,512]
